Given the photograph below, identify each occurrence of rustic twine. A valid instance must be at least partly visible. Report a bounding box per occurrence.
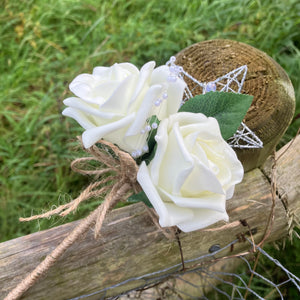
[5,139,141,300]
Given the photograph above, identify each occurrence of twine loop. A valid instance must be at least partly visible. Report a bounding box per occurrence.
[19,138,142,238]
[5,138,167,300]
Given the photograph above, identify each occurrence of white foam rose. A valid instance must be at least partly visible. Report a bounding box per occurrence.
[137,112,244,232]
[62,61,186,153]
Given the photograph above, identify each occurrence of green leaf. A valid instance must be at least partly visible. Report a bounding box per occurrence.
[179,91,253,140]
[127,191,153,208]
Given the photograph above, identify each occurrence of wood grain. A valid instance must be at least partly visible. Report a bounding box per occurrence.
[0,135,299,300]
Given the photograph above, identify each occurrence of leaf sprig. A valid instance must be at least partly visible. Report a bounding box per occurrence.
[179,91,253,140]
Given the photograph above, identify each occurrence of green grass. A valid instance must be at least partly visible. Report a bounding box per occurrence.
[0,0,299,296]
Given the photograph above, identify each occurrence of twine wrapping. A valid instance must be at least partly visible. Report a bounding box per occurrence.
[5,139,142,300]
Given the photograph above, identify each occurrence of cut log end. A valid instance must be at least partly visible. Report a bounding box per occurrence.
[175,39,296,171]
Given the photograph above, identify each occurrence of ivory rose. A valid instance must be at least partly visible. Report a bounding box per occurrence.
[62,61,186,154]
[137,112,244,232]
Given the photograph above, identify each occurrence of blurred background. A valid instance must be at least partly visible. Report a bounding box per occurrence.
[0,0,299,297]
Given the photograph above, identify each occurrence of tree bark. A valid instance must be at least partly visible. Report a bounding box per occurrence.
[0,135,299,300]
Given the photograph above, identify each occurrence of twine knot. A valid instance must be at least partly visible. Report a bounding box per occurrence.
[6,138,184,300]
[6,139,143,300]
[19,138,142,238]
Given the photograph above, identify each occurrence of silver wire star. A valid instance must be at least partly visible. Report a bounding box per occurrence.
[166,56,263,149]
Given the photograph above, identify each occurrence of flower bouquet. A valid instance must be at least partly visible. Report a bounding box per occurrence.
[6,39,297,300]
[62,56,255,232]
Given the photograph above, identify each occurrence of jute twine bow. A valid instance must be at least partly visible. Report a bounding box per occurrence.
[5,138,142,300]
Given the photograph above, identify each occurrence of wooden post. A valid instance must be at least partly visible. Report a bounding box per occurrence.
[175,39,296,171]
[0,135,299,299]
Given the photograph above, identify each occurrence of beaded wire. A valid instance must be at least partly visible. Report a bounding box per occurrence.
[131,56,263,158]
[165,56,263,149]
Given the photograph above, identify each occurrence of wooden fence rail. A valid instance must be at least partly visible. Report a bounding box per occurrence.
[0,135,299,299]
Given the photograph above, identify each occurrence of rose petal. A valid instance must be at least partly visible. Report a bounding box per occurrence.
[198,140,225,162]
[137,162,170,222]
[162,203,194,227]
[70,74,121,105]
[181,153,224,196]
[62,107,95,130]
[93,63,137,81]
[137,163,194,227]
[69,74,95,100]
[82,113,135,148]
[149,118,169,186]
[223,146,244,185]
[92,66,110,77]
[158,121,194,194]
[99,74,138,113]
[118,62,140,75]
[128,61,156,109]
[165,81,187,115]
[90,81,121,103]
[183,131,210,168]
[225,185,235,199]
[209,145,243,190]
[126,84,162,136]
[158,187,226,212]
[150,65,169,85]
[63,97,119,120]
[179,120,222,141]
[177,208,229,232]
[151,65,186,115]
[109,63,133,81]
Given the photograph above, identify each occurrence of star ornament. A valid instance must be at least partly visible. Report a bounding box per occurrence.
[166,56,263,149]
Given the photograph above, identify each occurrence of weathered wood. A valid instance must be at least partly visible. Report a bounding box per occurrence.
[0,135,299,300]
